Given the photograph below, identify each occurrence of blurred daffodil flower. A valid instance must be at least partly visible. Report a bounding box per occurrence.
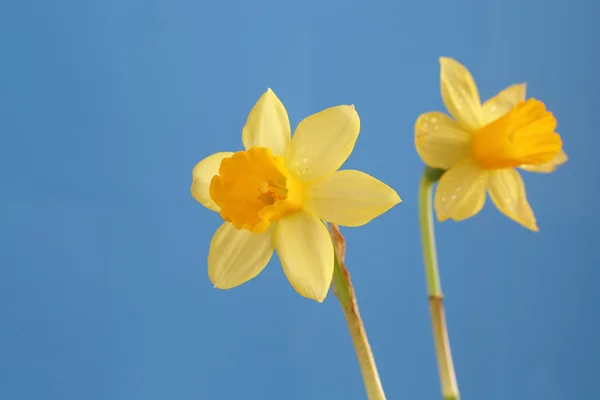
[192,89,401,301]
[415,57,567,231]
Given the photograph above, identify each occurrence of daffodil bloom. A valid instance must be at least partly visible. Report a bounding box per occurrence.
[191,89,401,302]
[415,57,567,231]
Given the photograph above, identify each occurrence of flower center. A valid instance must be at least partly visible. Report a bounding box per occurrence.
[471,99,562,170]
[209,147,303,233]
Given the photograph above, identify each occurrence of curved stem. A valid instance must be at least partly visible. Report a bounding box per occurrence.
[330,223,387,400]
[419,167,460,400]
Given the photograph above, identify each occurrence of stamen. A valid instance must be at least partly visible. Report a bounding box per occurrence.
[257,179,288,203]
[268,180,286,190]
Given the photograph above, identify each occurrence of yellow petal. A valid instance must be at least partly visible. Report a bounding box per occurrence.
[287,105,360,182]
[434,157,488,222]
[242,88,291,158]
[520,149,568,173]
[440,57,484,132]
[304,170,401,227]
[191,152,234,212]
[415,112,471,169]
[208,222,275,289]
[275,211,334,302]
[482,83,527,124]
[488,169,538,231]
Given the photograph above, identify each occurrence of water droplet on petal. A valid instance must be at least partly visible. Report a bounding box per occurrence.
[301,167,312,176]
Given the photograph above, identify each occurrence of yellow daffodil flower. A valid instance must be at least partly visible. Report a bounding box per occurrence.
[415,57,567,231]
[192,89,401,302]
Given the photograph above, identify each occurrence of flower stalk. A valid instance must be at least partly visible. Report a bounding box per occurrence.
[418,167,460,400]
[330,223,387,400]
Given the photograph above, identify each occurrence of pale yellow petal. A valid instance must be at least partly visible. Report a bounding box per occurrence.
[275,211,333,302]
[287,105,359,182]
[440,57,484,132]
[304,170,401,227]
[415,112,471,169]
[520,149,568,173]
[482,83,527,124]
[242,88,291,158]
[434,157,488,222]
[191,152,234,212]
[488,169,538,231]
[208,222,275,289]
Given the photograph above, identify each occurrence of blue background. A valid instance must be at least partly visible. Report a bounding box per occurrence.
[1,0,598,399]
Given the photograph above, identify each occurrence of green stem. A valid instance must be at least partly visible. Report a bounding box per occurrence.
[330,224,386,400]
[419,167,460,400]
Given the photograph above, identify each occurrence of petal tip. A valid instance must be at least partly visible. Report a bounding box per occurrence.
[391,190,402,205]
[437,214,449,223]
[385,191,402,210]
[263,87,277,99]
[311,288,328,303]
[293,285,329,303]
[340,104,359,120]
[439,56,455,66]
[346,104,358,113]
[208,266,227,289]
[209,275,223,289]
